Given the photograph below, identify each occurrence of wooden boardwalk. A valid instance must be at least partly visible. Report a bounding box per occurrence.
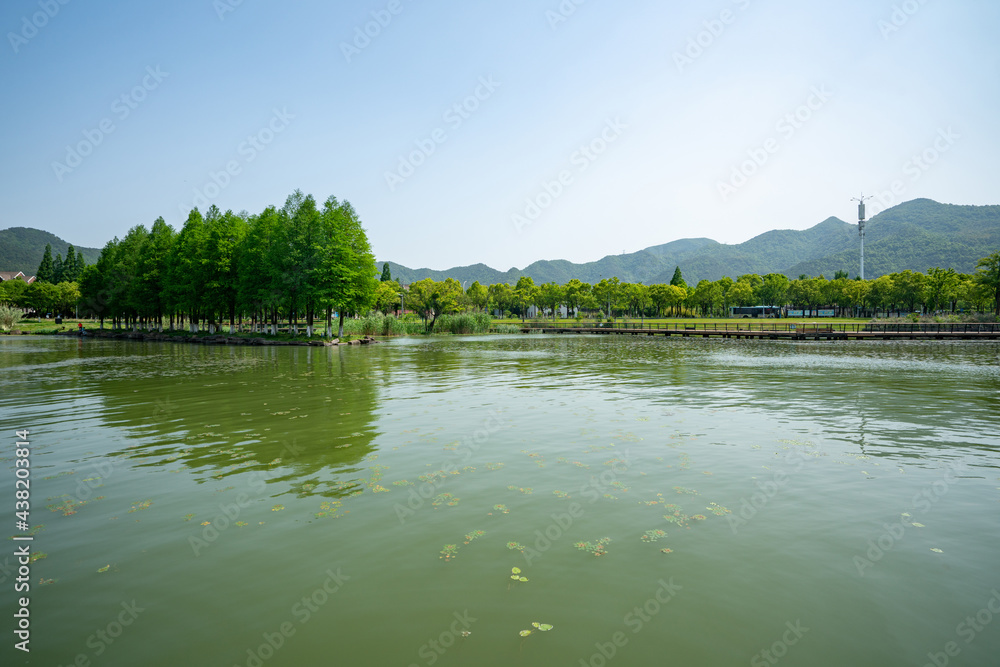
[518,323,1000,341]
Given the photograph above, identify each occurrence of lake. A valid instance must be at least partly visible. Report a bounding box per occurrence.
[1,334,999,667]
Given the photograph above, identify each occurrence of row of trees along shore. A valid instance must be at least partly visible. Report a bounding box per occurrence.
[2,194,998,332]
[386,254,999,323]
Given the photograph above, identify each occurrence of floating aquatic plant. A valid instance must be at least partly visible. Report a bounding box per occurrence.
[602,494,618,501]
[507,486,533,495]
[97,564,111,573]
[440,544,459,561]
[46,495,102,516]
[30,552,47,563]
[315,500,345,518]
[271,505,285,512]
[707,502,731,516]
[509,566,528,584]
[660,548,673,554]
[235,521,248,527]
[553,490,571,499]
[372,485,389,493]
[520,622,553,638]
[507,542,525,552]
[128,500,153,513]
[575,537,611,556]
[673,486,698,496]
[641,530,667,543]
[182,514,195,522]
[38,578,56,585]
[392,480,413,486]
[930,548,943,553]
[485,462,505,471]
[432,493,460,507]
[490,504,510,516]
[464,530,486,545]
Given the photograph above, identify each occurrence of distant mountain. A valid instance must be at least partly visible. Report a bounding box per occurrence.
[0,227,102,275]
[383,199,1000,285]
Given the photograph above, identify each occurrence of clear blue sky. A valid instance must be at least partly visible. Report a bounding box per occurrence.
[1,0,997,271]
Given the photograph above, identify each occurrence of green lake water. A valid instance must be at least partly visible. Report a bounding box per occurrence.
[1,334,999,667]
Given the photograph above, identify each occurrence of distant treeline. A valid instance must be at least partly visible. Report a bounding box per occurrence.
[3,206,998,328]
[389,255,1000,320]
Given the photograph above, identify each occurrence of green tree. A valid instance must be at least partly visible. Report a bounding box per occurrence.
[669,266,687,290]
[564,279,591,318]
[63,245,79,282]
[537,282,565,321]
[974,251,1000,315]
[204,209,248,332]
[315,197,378,338]
[135,217,176,329]
[0,276,29,306]
[36,244,54,283]
[375,280,400,314]
[380,263,392,282]
[892,270,926,313]
[24,281,59,316]
[167,210,208,331]
[759,274,790,308]
[52,253,64,283]
[729,280,755,309]
[592,277,621,319]
[466,281,488,313]
[487,282,513,317]
[408,278,462,331]
[926,267,960,313]
[514,276,538,322]
[690,280,719,316]
[55,281,81,316]
[869,275,895,317]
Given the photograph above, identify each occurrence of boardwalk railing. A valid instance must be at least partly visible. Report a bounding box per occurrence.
[515,321,1000,334]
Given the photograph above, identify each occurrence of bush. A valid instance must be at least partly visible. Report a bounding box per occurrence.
[0,304,23,332]
[434,312,492,334]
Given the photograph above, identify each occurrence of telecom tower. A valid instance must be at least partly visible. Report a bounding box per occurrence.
[851,193,873,280]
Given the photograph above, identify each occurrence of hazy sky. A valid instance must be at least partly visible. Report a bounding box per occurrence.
[2,0,997,270]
